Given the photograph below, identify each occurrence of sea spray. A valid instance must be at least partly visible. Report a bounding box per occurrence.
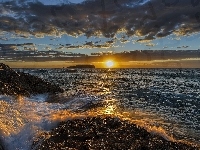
[0,95,65,150]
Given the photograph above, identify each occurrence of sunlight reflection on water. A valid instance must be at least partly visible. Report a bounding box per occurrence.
[0,68,200,149]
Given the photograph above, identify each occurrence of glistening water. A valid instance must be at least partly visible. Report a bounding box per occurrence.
[0,68,199,149]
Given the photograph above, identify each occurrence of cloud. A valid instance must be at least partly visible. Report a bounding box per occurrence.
[137,34,155,43]
[146,43,155,47]
[64,39,118,49]
[182,45,189,48]
[0,0,200,42]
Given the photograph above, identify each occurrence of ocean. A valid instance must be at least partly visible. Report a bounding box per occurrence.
[0,68,200,149]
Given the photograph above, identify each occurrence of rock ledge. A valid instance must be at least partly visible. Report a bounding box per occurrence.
[0,63,63,97]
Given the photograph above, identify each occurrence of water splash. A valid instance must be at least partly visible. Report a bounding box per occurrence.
[0,95,66,150]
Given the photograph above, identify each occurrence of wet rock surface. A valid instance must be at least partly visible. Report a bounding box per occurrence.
[0,140,4,150]
[32,117,198,150]
[0,63,63,97]
[0,145,3,150]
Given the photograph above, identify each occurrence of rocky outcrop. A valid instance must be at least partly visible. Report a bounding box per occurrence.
[67,64,95,68]
[0,139,4,150]
[0,63,63,97]
[0,144,3,150]
[32,117,198,150]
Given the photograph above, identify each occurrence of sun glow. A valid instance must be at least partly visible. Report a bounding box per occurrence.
[105,60,114,68]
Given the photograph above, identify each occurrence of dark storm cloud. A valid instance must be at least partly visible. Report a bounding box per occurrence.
[0,0,200,41]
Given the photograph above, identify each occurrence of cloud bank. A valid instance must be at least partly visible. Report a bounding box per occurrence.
[0,0,200,42]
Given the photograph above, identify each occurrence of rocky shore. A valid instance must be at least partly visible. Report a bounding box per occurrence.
[0,143,3,150]
[0,63,63,97]
[32,117,198,150]
[0,138,4,150]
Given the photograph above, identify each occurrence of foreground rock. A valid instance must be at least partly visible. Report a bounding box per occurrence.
[0,139,4,150]
[0,63,63,97]
[0,145,3,150]
[32,117,198,150]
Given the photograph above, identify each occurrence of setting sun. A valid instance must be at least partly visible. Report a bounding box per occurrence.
[105,60,114,68]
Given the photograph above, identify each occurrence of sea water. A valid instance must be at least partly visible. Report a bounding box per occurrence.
[0,68,199,149]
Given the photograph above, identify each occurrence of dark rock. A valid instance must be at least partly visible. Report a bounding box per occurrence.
[0,139,4,150]
[67,64,95,69]
[0,63,63,97]
[32,117,198,150]
[0,144,3,150]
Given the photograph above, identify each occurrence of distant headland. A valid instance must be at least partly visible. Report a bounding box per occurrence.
[67,64,95,69]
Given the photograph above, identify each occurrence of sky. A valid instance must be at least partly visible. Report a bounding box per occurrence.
[0,0,200,67]
[0,0,200,68]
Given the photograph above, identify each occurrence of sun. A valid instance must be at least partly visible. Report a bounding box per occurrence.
[105,60,114,68]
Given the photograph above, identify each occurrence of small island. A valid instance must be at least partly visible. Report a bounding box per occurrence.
[67,64,95,69]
